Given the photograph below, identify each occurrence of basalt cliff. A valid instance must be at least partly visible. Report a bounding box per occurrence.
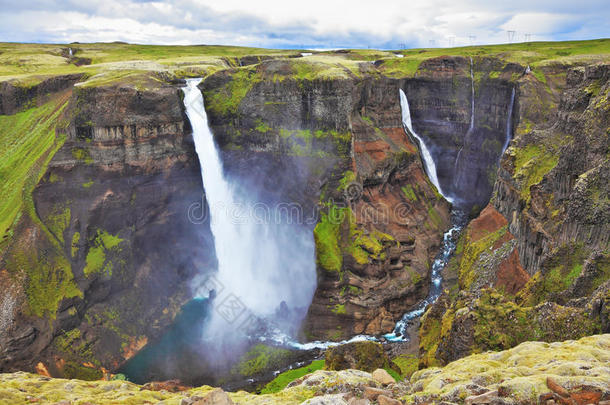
[0,41,608,390]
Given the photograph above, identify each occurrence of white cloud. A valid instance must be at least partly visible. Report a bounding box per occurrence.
[0,0,607,47]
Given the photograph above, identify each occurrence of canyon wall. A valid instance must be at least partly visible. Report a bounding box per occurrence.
[0,55,538,377]
[418,62,609,367]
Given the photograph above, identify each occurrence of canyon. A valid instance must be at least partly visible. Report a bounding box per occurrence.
[0,41,608,398]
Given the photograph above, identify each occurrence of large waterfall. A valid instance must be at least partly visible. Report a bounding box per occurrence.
[182,79,316,340]
[399,89,453,204]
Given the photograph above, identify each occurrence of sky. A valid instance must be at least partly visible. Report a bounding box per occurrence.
[0,0,608,49]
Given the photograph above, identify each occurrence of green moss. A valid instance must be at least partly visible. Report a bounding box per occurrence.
[254,119,271,133]
[71,147,93,164]
[260,360,325,394]
[0,95,69,244]
[531,68,547,84]
[204,67,259,116]
[384,367,401,382]
[427,206,443,228]
[45,204,71,244]
[83,230,124,277]
[71,231,80,257]
[392,354,419,378]
[338,170,356,192]
[331,304,346,315]
[458,226,508,289]
[348,285,362,295]
[473,291,538,351]
[82,180,94,188]
[401,185,417,201]
[313,205,346,273]
[7,244,82,319]
[233,344,292,377]
[419,311,441,367]
[511,144,559,202]
[63,362,103,381]
[518,244,587,305]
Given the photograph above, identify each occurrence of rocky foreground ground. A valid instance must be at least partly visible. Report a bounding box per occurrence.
[0,334,607,405]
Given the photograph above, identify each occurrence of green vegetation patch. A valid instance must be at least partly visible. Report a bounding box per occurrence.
[458,226,508,289]
[517,244,587,306]
[71,147,93,164]
[83,230,124,277]
[511,144,559,202]
[260,360,325,394]
[0,95,69,245]
[233,344,292,377]
[204,68,259,116]
[401,185,418,202]
[392,354,419,379]
[313,205,346,273]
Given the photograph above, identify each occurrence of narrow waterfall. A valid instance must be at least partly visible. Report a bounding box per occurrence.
[502,88,516,154]
[181,79,316,339]
[399,89,453,203]
[468,57,475,131]
[453,57,475,183]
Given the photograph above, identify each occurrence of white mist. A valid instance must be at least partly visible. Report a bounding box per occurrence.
[182,79,316,339]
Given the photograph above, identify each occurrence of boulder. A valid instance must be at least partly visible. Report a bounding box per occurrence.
[377,395,402,405]
[363,386,392,401]
[372,369,396,385]
[325,341,396,373]
[192,388,233,405]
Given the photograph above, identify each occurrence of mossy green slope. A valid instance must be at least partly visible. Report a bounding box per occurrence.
[0,94,70,245]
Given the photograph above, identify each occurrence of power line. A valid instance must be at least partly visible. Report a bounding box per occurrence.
[507,30,516,43]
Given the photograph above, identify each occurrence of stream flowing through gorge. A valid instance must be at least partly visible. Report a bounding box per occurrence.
[121,82,486,386]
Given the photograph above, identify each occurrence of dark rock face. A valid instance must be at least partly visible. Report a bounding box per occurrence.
[494,63,610,276]
[418,63,610,367]
[201,71,454,339]
[1,55,534,377]
[0,74,85,115]
[405,57,520,210]
[0,82,216,376]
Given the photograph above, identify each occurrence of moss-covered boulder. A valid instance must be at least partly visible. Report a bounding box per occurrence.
[325,341,397,373]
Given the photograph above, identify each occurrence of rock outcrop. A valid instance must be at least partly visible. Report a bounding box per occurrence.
[0,334,608,404]
[418,63,610,366]
[0,78,216,378]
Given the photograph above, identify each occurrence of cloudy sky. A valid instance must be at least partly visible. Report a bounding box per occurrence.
[0,0,608,49]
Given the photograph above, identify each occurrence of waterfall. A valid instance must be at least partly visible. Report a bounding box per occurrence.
[181,79,316,339]
[468,57,475,132]
[399,89,453,204]
[502,88,516,154]
[452,58,475,187]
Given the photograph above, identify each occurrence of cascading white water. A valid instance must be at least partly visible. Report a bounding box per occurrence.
[502,88,516,154]
[182,79,316,339]
[468,57,475,132]
[399,89,453,204]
